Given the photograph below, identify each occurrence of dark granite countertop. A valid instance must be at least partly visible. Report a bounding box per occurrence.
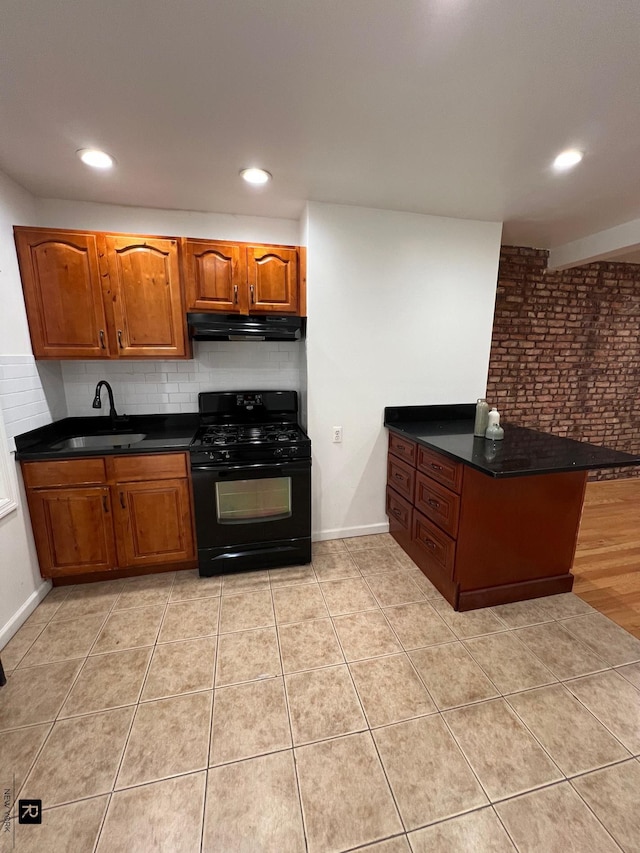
[14,414,199,461]
[384,404,640,478]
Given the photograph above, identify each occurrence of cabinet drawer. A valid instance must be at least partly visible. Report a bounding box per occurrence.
[110,453,189,483]
[417,447,463,494]
[22,458,107,489]
[387,454,415,503]
[415,472,460,538]
[388,433,416,465]
[386,486,412,533]
[412,509,456,578]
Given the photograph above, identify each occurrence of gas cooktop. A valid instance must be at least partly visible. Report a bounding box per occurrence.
[189,390,311,464]
[193,423,307,447]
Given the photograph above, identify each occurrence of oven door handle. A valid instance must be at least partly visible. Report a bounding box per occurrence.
[191,463,310,477]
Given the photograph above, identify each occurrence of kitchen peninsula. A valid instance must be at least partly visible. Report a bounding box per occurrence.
[385,404,640,611]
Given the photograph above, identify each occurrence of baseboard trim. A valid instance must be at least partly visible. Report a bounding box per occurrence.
[0,580,52,650]
[312,522,390,542]
[457,574,575,611]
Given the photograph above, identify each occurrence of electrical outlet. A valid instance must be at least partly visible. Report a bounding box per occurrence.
[332,426,342,443]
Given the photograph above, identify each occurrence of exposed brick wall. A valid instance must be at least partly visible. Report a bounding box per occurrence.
[486,246,640,481]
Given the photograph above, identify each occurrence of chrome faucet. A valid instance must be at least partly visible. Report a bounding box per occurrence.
[92,381,128,427]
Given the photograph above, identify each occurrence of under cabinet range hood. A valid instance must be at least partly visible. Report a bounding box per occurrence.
[187,313,305,342]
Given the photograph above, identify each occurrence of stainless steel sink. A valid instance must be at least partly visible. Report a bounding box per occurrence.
[51,433,147,451]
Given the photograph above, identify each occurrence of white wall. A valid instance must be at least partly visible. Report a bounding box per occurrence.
[306,202,502,540]
[36,198,299,245]
[0,171,52,648]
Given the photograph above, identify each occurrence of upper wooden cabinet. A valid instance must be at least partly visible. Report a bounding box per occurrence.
[247,245,299,313]
[14,227,190,360]
[104,235,187,357]
[183,239,305,315]
[183,240,243,313]
[13,229,112,358]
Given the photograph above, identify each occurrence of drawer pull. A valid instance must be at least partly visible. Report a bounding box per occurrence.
[394,473,403,480]
[392,508,401,517]
[397,444,405,451]
[422,537,437,550]
[427,498,440,509]
[430,462,443,471]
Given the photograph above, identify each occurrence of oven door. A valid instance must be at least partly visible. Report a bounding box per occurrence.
[191,460,311,574]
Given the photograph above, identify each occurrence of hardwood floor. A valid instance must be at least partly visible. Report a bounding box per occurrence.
[573,478,640,639]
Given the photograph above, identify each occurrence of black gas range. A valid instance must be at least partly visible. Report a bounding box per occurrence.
[189,391,312,576]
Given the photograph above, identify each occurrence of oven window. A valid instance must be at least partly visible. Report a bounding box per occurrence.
[216,477,292,523]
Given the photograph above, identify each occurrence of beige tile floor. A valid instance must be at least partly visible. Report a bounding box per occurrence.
[1,533,640,852]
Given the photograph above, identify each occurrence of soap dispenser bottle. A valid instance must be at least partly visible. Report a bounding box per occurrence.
[485,407,504,440]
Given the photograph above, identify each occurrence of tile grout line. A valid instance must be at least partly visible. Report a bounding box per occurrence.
[558,669,640,754]
[92,571,179,853]
[269,570,310,853]
[8,580,136,833]
[460,627,559,696]
[3,619,49,672]
[325,595,408,842]
[340,830,411,852]
[513,619,612,677]
[567,759,636,852]
[199,575,220,853]
[488,802,523,853]
[12,591,122,808]
[502,680,635,774]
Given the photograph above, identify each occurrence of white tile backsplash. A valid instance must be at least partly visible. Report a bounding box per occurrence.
[0,356,66,450]
[62,341,305,418]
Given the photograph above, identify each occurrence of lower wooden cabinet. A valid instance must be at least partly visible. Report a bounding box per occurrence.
[28,485,117,576]
[386,431,586,610]
[114,479,195,568]
[22,453,196,579]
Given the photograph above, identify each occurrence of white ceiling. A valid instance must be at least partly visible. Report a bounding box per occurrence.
[1,0,640,248]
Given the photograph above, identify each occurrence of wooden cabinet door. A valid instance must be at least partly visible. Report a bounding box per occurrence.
[105,235,188,357]
[27,486,117,577]
[14,228,110,358]
[183,239,245,313]
[114,478,195,568]
[246,246,299,314]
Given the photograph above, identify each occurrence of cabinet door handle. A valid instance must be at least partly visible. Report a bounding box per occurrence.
[117,330,124,349]
[392,508,401,517]
[422,537,437,550]
[119,491,126,509]
[250,284,255,304]
[427,498,440,509]
[430,462,443,471]
[397,444,405,451]
[394,473,403,480]
[234,284,238,304]
[102,495,109,513]
[99,329,106,349]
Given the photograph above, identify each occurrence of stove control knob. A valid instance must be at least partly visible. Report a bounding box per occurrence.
[273,447,284,457]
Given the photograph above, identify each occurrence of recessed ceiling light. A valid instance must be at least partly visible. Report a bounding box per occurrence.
[553,149,583,172]
[77,148,115,169]
[240,167,272,185]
